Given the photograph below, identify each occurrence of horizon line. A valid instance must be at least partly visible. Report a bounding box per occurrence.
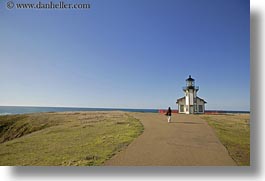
[0,105,250,112]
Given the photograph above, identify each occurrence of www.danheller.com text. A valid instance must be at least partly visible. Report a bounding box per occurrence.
[6,1,91,10]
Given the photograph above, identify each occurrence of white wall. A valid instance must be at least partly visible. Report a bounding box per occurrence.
[185,93,189,106]
[178,99,185,113]
[189,90,194,105]
[196,98,205,113]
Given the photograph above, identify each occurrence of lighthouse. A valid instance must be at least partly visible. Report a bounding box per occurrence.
[176,75,207,114]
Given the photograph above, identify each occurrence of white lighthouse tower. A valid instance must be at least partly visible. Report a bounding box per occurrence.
[176,75,206,114]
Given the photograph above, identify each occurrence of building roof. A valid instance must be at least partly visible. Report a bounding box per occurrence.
[176,96,207,104]
[186,75,194,81]
[176,97,185,103]
[197,96,207,103]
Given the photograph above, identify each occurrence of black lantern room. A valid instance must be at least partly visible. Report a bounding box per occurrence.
[186,75,195,88]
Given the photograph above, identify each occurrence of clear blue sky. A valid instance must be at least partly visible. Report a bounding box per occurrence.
[0,0,250,111]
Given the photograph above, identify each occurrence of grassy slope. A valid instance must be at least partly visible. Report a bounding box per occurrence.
[0,111,143,166]
[200,114,250,166]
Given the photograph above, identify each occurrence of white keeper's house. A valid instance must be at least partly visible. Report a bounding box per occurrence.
[176,75,207,114]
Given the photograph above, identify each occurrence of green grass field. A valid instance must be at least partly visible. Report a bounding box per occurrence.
[200,114,250,166]
[0,111,144,166]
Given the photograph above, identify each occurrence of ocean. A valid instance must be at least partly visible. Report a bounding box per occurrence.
[0,106,250,115]
[0,106,158,115]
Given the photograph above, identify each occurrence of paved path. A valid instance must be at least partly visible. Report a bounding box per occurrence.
[105,113,236,166]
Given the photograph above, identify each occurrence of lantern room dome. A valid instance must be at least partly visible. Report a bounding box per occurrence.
[186,75,194,81]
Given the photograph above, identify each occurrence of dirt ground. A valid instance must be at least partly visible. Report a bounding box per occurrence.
[105,113,236,166]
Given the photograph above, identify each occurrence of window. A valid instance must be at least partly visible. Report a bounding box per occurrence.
[199,105,203,112]
[180,105,184,112]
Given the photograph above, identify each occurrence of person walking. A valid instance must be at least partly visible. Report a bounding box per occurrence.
[165,107,172,123]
